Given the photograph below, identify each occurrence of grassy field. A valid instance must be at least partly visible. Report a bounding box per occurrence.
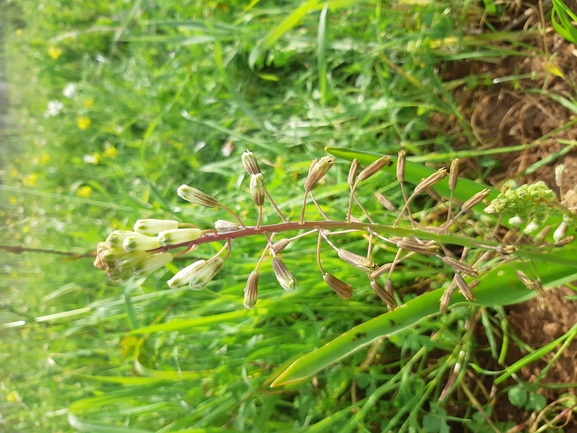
[2,0,577,432]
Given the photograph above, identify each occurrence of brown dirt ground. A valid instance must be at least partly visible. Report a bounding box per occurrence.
[439,3,577,430]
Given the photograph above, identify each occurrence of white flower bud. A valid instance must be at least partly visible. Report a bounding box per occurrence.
[134,219,179,235]
[133,253,173,276]
[122,235,161,253]
[158,228,202,246]
[177,185,219,208]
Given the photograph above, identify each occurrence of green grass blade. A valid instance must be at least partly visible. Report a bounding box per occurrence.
[248,0,321,77]
[270,252,577,387]
[317,2,329,107]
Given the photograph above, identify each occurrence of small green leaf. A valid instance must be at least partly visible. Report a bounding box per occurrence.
[526,393,547,411]
[508,386,528,407]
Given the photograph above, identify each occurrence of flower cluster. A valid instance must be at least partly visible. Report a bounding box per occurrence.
[95,151,571,313]
[484,181,557,219]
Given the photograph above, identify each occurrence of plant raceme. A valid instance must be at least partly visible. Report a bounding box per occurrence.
[94,151,574,312]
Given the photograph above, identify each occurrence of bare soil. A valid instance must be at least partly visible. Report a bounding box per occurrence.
[440,5,577,429]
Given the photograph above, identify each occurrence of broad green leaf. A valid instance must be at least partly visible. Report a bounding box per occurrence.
[270,249,577,386]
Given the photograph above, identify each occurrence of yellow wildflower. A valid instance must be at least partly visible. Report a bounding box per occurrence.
[76,116,91,130]
[83,98,94,108]
[103,144,118,159]
[23,173,38,187]
[48,46,62,60]
[40,153,50,165]
[9,196,17,205]
[6,391,21,403]
[76,185,92,198]
[10,168,18,178]
[15,29,23,36]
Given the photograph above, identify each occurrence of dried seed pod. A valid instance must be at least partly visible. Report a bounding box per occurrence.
[250,173,265,206]
[449,159,459,191]
[370,262,393,279]
[375,193,397,211]
[134,219,179,235]
[396,150,406,184]
[323,273,353,299]
[515,270,544,295]
[215,220,241,232]
[357,155,391,183]
[425,187,443,202]
[243,271,259,309]
[304,156,335,192]
[177,185,220,208]
[414,168,447,195]
[461,189,490,212]
[534,226,551,244]
[272,257,297,291]
[348,158,359,187]
[337,249,376,273]
[271,238,290,255]
[396,238,438,256]
[441,256,478,278]
[242,150,261,176]
[453,273,476,301]
[440,281,457,313]
[370,280,396,310]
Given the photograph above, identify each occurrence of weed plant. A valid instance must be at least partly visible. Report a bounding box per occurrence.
[3,0,577,432]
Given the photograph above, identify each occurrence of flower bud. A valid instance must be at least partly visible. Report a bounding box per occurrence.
[106,230,143,249]
[134,219,179,235]
[242,150,261,176]
[304,156,335,192]
[215,220,241,232]
[167,260,206,289]
[524,219,540,235]
[133,253,173,276]
[553,221,568,244]
[337,249,376,273]
[250,173,265,206]
[177,185,220,208]
[243,271,259,309]
[357,155,391,183]
[555,164,565,189]
[158,228,202,246]
[122,235,161,253]
[508,216,523,228]
[116,251,148,271]
[272,257,297,291]
[188,257,224,290]
[323,273,353,299]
